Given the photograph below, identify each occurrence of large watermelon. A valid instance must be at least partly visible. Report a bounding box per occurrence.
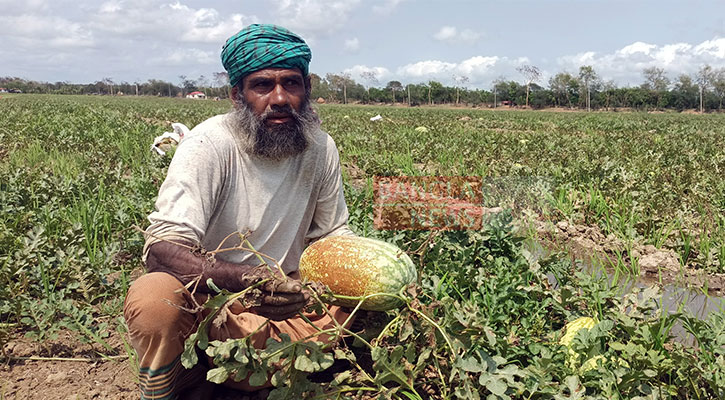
[299,235,417,311]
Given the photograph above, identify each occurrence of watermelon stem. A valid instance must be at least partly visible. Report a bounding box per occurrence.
[310,387,379,399]
[334,291,456,356]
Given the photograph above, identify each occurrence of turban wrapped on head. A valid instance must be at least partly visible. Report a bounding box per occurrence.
[221,24,312,88]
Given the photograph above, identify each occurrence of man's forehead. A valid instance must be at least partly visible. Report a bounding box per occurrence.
[244,68,304,82]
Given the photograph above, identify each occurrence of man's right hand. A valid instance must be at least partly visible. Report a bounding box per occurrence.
[240,267,310,321]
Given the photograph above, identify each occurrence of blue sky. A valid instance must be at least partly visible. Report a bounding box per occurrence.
[1,0,724,89]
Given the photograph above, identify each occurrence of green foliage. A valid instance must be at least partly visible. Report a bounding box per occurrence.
[321,104,725,273]
[0,95,230,352]
[1,95,724,398]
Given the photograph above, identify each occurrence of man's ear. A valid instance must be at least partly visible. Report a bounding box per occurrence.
[230,85,240,107]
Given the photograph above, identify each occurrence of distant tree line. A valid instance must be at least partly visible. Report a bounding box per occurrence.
[310,65,725,112]
[3,64,725,111]
[0,72,230,99]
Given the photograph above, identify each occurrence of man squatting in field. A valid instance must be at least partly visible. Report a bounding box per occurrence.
[123,24,356,399]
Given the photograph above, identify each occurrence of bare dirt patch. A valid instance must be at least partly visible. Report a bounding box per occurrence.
[1,331,136,400]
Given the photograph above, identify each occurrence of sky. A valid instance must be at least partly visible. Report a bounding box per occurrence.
[1,0,724,89]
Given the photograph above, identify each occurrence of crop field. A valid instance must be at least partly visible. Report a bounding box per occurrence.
[1,94,724,399]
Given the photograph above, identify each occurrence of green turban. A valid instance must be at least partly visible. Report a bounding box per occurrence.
[221,24,312,88]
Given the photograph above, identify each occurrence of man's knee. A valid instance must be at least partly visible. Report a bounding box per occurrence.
[124,272,197,340]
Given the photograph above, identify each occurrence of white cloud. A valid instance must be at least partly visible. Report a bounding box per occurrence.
[434,26,457,41]
[150,48,216,66]
[0,14,94,48]
[99,1,122,13]
[433,26,481,45]
[344,65,391,84]
[0,0,50,14]
[459,29,482,43]
[458,56,498,76]
[694,37,725,58]
[91,1,252,43]
[271,0,362,39]
[556,37,725,85]
[373,0,407,15]
[344,37,360,53]
[619,41,657,56]
[395,56,524,87]
[398,60,456,77]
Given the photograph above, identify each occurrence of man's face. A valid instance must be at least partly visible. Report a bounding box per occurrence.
[228,67,316,160]
[234,67,307,125]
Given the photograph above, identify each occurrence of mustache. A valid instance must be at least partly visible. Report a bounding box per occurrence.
[260,104,296,121]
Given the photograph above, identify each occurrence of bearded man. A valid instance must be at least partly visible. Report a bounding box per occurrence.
[124,24,355,399]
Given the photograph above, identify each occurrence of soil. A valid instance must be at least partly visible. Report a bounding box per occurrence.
[1,331,136,400]
[0,330,274,400]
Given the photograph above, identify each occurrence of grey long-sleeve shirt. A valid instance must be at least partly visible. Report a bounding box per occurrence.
[143,113,354,274]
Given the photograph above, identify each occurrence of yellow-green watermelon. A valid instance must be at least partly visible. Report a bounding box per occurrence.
[299,235,417,311]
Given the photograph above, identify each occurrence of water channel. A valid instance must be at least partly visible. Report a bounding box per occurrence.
[527,240,725,344]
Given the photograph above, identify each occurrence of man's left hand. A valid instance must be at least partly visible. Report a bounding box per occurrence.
[252,276,310,321]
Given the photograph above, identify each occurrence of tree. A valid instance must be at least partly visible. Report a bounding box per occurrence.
[326,73,354,104]
[386,81,404,103]
[427,81,446,104]
[196,75,210,95]
[548,72,576,108]
[360,70,379,97]
[102,77,114,95]
[491,76,506,108]
[178,75,197,96]
[452,75,469,105]
[578,66,599,111]
[516,65,541,107]
[712,68,725,110]
[641,67,669,91]
[696,65,715,112]
[213,72,229,87]
[641,67,670,109]
[599,80,617,110]
[672,74,698,110]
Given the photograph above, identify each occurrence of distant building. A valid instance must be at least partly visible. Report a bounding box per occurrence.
[185,91,206,99]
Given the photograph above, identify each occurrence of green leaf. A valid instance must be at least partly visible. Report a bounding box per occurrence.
[457,355,485,373]
[486,377,507,396]
[206,366,230,384]
[181,332,199,368]
[248,369,269,387]
[294,352,316,372]
[330,370,354,387]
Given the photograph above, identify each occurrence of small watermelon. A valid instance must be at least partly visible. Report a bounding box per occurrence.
[299,235,417,311]
[560,317,597,369]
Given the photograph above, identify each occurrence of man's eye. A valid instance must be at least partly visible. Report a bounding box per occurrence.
[253,81,273,90]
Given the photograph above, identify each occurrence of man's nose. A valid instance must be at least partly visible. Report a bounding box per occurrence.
[268,83,289,107]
